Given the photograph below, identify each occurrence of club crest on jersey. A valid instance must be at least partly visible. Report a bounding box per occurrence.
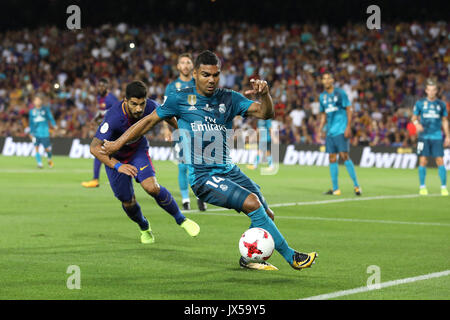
[219,103,226,114]
[100,122,109,134]
[187,95,197,106]
[175,82,182,89]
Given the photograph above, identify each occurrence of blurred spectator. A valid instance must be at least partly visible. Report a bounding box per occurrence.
[0,21,448,147]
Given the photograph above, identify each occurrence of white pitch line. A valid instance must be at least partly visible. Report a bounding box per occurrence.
[183,194,450,227]
[210,193,441,211]
[300,270,450,300]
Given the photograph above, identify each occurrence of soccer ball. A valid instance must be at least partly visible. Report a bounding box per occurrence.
[239,228,275,262]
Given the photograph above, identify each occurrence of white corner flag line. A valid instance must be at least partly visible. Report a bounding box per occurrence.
[300,270,450,300]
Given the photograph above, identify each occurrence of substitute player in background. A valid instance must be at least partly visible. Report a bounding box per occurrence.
[82,78,118,188]
[248,119,274,170]
[164,53,207,211]
[412,79,450,196]
[318,71,361,196]
[102,51,317,271]
[90,80,200,244]
[27,94,56,168]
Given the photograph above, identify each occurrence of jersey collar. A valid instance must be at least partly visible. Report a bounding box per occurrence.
[121,101,129,117]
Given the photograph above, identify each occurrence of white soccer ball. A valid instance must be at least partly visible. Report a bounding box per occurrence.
[239,228,275,262]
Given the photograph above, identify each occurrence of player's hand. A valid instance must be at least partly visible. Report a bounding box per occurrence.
[318,130,325,142]
[415,123,424,133]
[244,79,269,96]
[444,136,450,147]
[344,127,352,139]
[101,140,120,155]
[117,164,138,177]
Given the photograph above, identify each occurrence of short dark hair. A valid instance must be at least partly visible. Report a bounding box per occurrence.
[194,50,221,69]
[126,80,147,100]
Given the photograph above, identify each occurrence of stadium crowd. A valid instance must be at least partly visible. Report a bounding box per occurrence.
[1,21,449,148]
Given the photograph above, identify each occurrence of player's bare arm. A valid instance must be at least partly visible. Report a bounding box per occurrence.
[90,137,138,177]
[165,116,178,129]
[101,110,163,155]
[442,117,450,147]
[318,112,327,139]
[245,79,274,120]
[345,106,353,138]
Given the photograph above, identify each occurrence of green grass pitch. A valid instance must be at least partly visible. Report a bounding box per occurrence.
[0,156,449,300]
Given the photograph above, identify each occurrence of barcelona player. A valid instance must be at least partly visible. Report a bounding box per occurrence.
[28,94,56,168]
[318,71,361,196]
[164,53,207,211]
[102,51,317,271]
[90,80,200,244]
[411,79,450,196]
[82,78,119,188]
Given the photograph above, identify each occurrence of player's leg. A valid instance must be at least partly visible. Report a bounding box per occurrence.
[265,134,273,168]
[436,157,448,195]
[266,149,273,168]
[33,138,43,168]
[134,151,199,236]
[432,139,447,196]
[229,167,315,269]
[324,135,340,195]
[82,159,101,188]
[339,150,361,196]
[247,149,261,170]
[241,194,317,270]
[191,173,277,270]
[325,153,340,195]
[226,165,273,220]
[105,166,153,243]
[42,138,53,168]
[191,168,317,270]
[418,156,428,195]
[417,139,429,195]
[178,163,191,210]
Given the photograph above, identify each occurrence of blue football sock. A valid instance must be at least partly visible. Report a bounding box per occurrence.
[247,206,295,264]
[329,162,339,190]
[180,189,190,202]
[93,158,102,180]
[267,155,273,167]
[255,154,260,167]
[178,165,189,201]
[35,151,42,165]
[154,186,186,225]
[344,159,359,187]
[438,165,447,186]
[418,166,426,186]
[122,202,149,231]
